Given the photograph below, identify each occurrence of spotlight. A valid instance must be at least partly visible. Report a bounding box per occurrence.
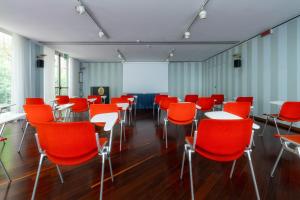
[75,4,85,15]
[170,53,174,57]
[118,54,122,59]
[98,30,104,38]
[199,9,207,19]
[184,31,191,39]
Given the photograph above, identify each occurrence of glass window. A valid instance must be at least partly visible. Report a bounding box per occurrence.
[54,52,68,96]
[0,31,12,104]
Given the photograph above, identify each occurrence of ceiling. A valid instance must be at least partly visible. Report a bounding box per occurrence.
[0,0,300,62]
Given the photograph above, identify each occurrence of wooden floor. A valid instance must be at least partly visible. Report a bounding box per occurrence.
[0,110,300,200]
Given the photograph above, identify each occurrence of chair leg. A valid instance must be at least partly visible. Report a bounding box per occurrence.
[120,123,123,152]
[260,116,269,136]
[229,160,236,179]
[108,154,114,182]
[123,123,126,142]
[180,146,186,180]
[153,104,155,119]
[274,118,280,135]
[18,122,29,152]
[56,165,64,184]
[288,122,293,134]
[157,108,160,125]
[246,150,260,200]
[164,120,168,149]
[31,154,45,200]
[0,158,11,182]
[188,150,195,200]
[99,154,106,200]
[270,146,284,177]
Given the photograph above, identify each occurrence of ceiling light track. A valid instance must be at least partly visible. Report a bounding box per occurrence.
[183,0,210,39]
[76,0,110,39]
[165,49,175,61]
[117,49,126,61]
[42,40,238,45]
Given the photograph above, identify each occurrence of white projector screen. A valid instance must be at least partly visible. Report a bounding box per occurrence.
[123,62,168,93]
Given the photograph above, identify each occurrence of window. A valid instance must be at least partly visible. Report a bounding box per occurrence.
[0,31,12,104]
[54,52,69,95]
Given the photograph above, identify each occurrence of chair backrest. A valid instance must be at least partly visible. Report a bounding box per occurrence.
[211,94,224,105]
[223,102,251,119]
[168,103,196,124]
[88,95,102,104]
[236,96,253,106]
[184,94,198,103]
[195,119,253,161]
[23,104,54,126]
[90,104,119,119]
[56,96,70,105]
[159,97,178,110]
[279,102,300,122]
[35,122,98,165]
[154,94,168,104]
[25,98,45,105]
[69,98,89,113]
[197,97,214,111]
[111,97,129,104]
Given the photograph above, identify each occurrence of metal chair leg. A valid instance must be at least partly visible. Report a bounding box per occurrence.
[120,123,123,152]
[164,120,168,149]
[180,146,186,180]
[188,150,195,200]
[157,108,160,125]
[246,150,260,200]
[274,118,280,135]
[260,116,269,136]
[18,122,29,152]
[270,146,284,177]
[288,122,293,134]
[31,154,45,200]
[0,158,11,182]
[108,154,114,182]
[56,165,64,184]
[99,154,106,200]
[229,160,236,179]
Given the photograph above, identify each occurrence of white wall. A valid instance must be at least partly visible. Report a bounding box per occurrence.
[43,46,55,103]
[68,57,80,97]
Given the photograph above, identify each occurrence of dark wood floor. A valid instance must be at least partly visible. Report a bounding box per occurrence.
[0,110,300,200]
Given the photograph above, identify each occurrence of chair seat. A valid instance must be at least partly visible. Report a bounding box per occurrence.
[195,146,245,162]
[168,117,194,125]
[280,135,300,145]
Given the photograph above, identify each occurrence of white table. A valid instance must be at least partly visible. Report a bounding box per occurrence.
[205,111,260,130]
[0,112,26,136]
[55,103,74,122]
[101,96,107,103]
[270,101,284,106]
[0,104,16,113]
[116,103,129,111]
[196,105,202,110]
[90,112,118,131]
[87,98,97,103]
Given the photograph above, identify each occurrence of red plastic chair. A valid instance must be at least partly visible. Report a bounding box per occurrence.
[31,121,113,200]
[157,97,178,124]
[223,102,251,119]
[153,94,168,118]
[0,138,10,182]
[196,97,215,118]
[88,95,102,104]
[111,97,132,126]
[121,95,136,121]
[69,98,89,113]
[180,119,259,200]
[211,94,224,109]
[262,101,300,136]
[184,94,198,103]
[19,104,55,152]
[55,96,70,105]
[163,103,196,148]
[90,104,125,151]
[236,96,253,106]
[25,98,45,105]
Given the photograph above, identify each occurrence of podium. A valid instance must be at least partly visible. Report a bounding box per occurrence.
[90,86,109,103]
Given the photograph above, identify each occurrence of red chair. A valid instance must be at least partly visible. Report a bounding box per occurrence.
[111,97,131,126]
[69,98,89,114]
[180,119,259,200]
[153,94,168,118]
[88,95,102,104]
[31,121,113,200]
[121,95,136,122]
[55,96,69,105]
[261,102,300,136]
[90,104,125,151]
[223,102,251,119]
[158,97,178,124]
[211,94,224,109]
[196,97,215,117]
[25,98,45,105]
[19,104,55,152]
[184,94,198,103]
[236,96,254,106]
[163,103,196,148]
[0,137,10,182]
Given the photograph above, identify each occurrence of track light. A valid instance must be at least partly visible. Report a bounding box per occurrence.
[184,31,191,39]
[117,49,126,61]
[118,54,122,59]
[75,4,85,15]
[169,53,174,57]
[98,30,104,38]
[199,9,207,19]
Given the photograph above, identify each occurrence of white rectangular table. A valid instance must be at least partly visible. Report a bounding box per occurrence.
[55,103,74,122]
[205,111,260,130]
[0,112,26,136]
[270,101,284,106]
[90,113,118,131]
[87,98,97,103]
[0,104,16,113]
